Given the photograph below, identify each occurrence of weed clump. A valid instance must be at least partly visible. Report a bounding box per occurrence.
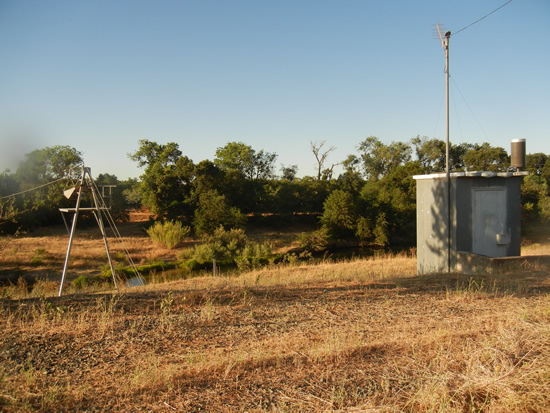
[31,249,48,266]
[146,220,190,249]
[72,275,89,289]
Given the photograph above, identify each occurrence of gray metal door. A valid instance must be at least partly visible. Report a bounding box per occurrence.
[472,188,507,257]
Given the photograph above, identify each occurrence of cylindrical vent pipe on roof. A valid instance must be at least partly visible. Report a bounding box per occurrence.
[510,139,526,169]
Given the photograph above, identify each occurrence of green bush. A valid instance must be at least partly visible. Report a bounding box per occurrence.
[180,243,217,263]
[355,216,373,244]
[181,259,201,271]
[298,228,329,253]
[180,227,272,271]
[193,189,246,236]
[320,189,357,239]
[146,220,191,249]
[373,212,389,246]
[235,242,273,271]
[181,227,247,262]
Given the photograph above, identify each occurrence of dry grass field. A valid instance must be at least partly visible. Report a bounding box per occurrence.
[1,222,550,412]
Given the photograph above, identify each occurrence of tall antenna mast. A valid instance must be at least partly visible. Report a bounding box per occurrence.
[436,24,451,176]
[436,23,452,273]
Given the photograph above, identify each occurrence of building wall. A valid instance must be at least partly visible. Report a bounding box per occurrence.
[415,172,526,275]
[416,177,450,274]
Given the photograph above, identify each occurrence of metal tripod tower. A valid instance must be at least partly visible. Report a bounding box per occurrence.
[58,165,118,296]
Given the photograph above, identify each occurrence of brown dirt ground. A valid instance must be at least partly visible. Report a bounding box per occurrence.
[1,267,550,411]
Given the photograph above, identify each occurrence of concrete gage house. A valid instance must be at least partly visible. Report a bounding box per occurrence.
[414,170,529,275]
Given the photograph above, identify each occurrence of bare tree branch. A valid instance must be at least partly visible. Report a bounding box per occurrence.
[311,141,336,180]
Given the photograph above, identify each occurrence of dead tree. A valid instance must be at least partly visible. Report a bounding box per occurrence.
[311,141,336,180]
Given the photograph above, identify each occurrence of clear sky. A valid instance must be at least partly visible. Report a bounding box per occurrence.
[1,0,548,180]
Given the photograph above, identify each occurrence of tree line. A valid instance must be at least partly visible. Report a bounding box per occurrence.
[1,137,549,248]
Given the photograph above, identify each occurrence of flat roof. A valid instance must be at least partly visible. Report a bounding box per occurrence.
[413,171,529,180]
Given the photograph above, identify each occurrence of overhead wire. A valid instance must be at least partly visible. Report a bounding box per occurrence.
[433,88,446,140]
[0,226,22,252]
[90,179,146,285]
[451,80,464,143]
[432,1,511,143]
[452,0,513,37]
[0,177,68,201]
[450,76,490,141]
[0,163,84,201]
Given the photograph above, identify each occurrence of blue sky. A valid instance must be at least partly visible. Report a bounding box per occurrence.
[1,0,548,180]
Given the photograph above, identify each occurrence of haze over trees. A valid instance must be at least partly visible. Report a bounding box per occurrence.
[0,145,84,230]
[1,137,549,250]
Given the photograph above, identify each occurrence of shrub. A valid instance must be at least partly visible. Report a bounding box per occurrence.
[235,242,273,271]
[373,212,389,246]
[193,190,246,236]
[146,220,191,249]
[320,189,357,239]
[182,227,247,263]
[298,228,329,253]
[180,227,273,271]
[181,243,218,263]
[355,216,373,244]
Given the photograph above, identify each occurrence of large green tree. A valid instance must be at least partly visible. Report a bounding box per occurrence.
[526,153,550,180]
[280,164,298,181]
[191,160,226,202]
[214,141,277,180]
[521,174,550,221]
[0,171,20,232]
[214,142,278,213]
[94,173,130,222]
[358,136,412,180]
[129,140,194,217]
[449,142,474,171]
[193,189,245,236]
[9,145,84,228]
[412,136,446,173]
[16,145,83,186]
[337,155,364,196]
[463,143,509,172]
